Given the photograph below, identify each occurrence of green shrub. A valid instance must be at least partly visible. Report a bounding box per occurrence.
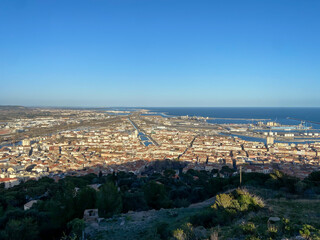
[172,223,196,240]
[173,198,190,208]
[173,228,186,240]
[281,218,294,236]
[156,222,170,239]
[66,218,85,239]
[299,224,320,240]
[212,189,264,213]
[190,190,264,228]
[245,236,260,240]
[267,225,278,238]
[212,193,233,209]
[241,222,256,234]
[191,190,264,229]
[190,209,232,228]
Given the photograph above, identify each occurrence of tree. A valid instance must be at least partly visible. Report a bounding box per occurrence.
[295,181,307,194]
[306,171,320,186]
[67,218,85,240]
[74,187,97,218]
[4,217,39,240]
[163,169,176,178]
[0,204,4,218]
[97,182,122,217]
[122,191,147,212]
[143,181,171,209]
[220,166,235,175]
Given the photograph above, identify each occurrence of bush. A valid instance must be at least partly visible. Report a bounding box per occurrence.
[245,237,260,240]
[212,189,264,212]
[173,198,190,208]
[172,223,196,240]
[241,222,256,234]
[299,224,320,240]
[67,218,85,239]
[191,190,264,229]
[212,193,233,209]
[173,228,186,240]
[267,225,278,238]
[190,209,216,228]
[156,222,170,239]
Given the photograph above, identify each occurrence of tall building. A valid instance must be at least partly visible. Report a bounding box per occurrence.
[22,139,30,146]
[131,130,139,139]
[267,136,274,145]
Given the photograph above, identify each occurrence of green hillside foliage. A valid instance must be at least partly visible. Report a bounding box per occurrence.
[0,165,319,239]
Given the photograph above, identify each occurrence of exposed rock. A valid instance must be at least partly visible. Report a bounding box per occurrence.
[268,217,281,222]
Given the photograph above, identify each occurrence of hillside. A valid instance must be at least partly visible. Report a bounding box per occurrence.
[85,195,217,240]
[86,189,320,240]
[0,165,320,240]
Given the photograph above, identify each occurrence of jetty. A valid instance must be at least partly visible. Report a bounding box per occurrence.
[287,117,320,125]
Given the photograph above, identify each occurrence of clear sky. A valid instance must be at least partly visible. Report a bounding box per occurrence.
[0,0,319,107]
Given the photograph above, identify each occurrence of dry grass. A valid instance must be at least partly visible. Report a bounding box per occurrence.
[267,198,320,228]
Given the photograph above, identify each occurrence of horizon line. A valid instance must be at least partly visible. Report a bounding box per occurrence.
[1,105,320,109]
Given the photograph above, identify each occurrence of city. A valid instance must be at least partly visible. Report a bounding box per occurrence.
[1,107,319,188]
[1,0,320,239]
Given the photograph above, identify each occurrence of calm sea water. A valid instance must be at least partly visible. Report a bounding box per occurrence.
[144,107,320,129]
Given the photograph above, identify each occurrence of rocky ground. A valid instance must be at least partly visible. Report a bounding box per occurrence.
[84,196,217,240]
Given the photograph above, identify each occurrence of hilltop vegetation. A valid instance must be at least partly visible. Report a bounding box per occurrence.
[0,161,320,239]
[91,189,320,240]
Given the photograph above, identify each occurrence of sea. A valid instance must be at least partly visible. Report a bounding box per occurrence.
[140,107,320,144]
[142,107,320,128]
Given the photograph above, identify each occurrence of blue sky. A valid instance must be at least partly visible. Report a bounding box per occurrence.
[0,0,319,107]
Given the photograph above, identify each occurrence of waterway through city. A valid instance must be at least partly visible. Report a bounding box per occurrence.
[128,118,153,146]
